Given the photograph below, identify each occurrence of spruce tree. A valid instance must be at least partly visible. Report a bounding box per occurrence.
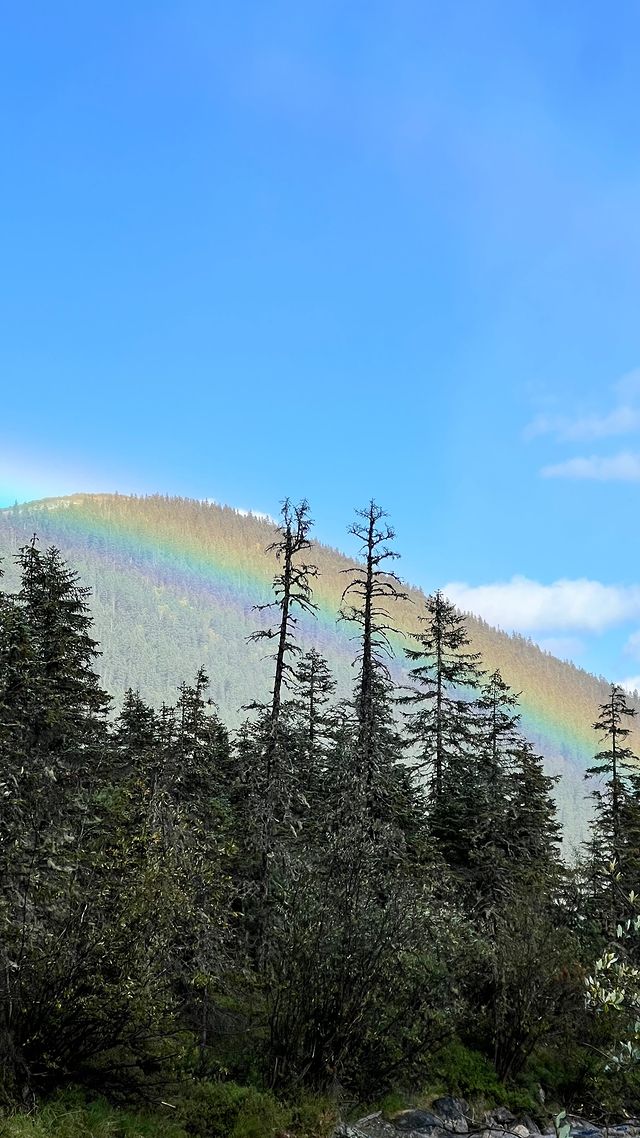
[507,738,561,884]
[586,684,637,863]
[287,647,337,819]
[243,499,318,957]
[339,500,408,806]
[401,589,482,800]
[584,684,639,929]
[431,669,521,912]
[15,539,111,775]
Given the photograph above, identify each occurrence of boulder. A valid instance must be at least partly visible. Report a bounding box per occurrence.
[486,1109,517,1127]
[339,1113,397,1138]
[391,1109,449,1134]
[432,1097,469,1134]
[337,1115,396,1133]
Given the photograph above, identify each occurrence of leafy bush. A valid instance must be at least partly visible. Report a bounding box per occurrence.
[177,1081,288,1138]
[428,1041,504,1101]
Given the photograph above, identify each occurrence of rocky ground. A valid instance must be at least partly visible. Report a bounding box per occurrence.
[335,1097,640,1138]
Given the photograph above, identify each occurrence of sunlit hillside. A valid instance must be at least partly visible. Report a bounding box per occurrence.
[0,493,631,851]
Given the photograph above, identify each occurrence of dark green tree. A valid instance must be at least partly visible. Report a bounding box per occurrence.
[242,500,318,959]
[401,589,483,800]
[586,684,638,863]
[339,501,408,805]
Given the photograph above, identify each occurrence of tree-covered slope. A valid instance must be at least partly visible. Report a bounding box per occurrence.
[0,492,629,848]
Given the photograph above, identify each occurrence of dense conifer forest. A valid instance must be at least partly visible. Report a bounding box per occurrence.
[2,493,636,852]
[3,499,640,1137]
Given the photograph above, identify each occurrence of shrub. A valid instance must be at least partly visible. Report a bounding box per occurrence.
[428,1041,504,1101]
[177,1081,288,1138]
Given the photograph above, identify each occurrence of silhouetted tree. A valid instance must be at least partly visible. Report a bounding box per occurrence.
[401,589,482,799]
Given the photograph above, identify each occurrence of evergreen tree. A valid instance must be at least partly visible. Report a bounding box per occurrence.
[431,669,521,913]
[583,684,639,930]
[401,589,482,800]
[15,539,111,777]
[586,683,638,864]
[243,499,318,958]
[290,647,337,747]
[287,647,337,820]
[339,501,408,806]
[249,498,318,745]
[507,738,561,883]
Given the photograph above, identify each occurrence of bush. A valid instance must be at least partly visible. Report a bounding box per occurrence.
[178,1081,288,1138]
[428,1041,504,1101]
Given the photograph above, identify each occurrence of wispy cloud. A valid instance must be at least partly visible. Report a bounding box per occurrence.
[535,635,585,659]
[540,452,640,480]
[528,406,640,442]
[624,629,640,659]
[443,575,640,634]
[621,675,640,696]
[526,369,640,442]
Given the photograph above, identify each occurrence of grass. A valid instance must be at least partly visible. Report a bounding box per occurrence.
[0,1084,338,1138]
[0,1095,186,1138]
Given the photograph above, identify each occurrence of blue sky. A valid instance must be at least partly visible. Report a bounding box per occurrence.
[2,1,640,686]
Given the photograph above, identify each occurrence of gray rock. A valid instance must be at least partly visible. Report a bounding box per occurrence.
[512,1126,529,1137]
[337,1110,396,1138]
[522,1117,542,1135]
[433,1098,469,1134]
[341,1113,397,1138]
[489,1109,518,1127]
[391,1110,448,1134]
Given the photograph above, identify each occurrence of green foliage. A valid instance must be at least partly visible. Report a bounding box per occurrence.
[428,1041,505,1101]
[0,1087,337,1138]
[0,1094,186,1138]
[177,1081,336,1138]
[0,507,638,1122]
[177,1081,286,1138]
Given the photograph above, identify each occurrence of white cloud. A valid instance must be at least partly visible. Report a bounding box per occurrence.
[526,369,640,442]
[534,635,585,660]
[443,575,640,634]
[527,406,640,442]
[621,675,640,696]
[624,629,640,659]
[201,499,276,523]
[540,452,640,481]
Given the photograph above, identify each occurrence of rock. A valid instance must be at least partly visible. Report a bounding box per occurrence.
[340,1113,397,1138]
[432,1098,469,1134]
[522,1117,542,1135]
[512,1126,529,1137]
[334,1124,373,1138]
[391,1109,449,1134]
[488,1109,518,1127]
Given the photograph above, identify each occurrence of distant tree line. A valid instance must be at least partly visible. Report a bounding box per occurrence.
[1,499,639,1114]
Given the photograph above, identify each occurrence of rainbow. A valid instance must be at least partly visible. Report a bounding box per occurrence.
[0,493,618,793]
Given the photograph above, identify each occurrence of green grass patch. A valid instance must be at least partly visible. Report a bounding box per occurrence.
[0,1084,338,1138]
[0,1094,186,1138]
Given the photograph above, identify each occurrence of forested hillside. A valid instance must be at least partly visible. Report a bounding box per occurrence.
[3,498,640,1135]
[0,493,633,847]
